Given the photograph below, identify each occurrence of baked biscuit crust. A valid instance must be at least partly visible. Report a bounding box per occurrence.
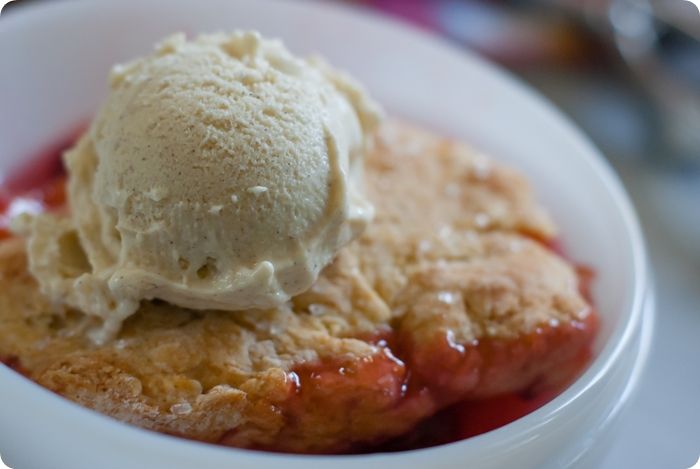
[0,121,597,453]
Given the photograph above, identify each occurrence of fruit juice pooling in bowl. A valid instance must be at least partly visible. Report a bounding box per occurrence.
[0,31,598,454]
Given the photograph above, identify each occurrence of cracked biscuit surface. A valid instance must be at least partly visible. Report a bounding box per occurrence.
[0,121,596,453]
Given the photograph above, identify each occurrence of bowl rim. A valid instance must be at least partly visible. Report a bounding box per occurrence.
[0,0,651,463]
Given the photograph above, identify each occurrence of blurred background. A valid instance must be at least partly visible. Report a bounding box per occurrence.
[336,3,700,467]
[329,0,700,256]
[3,0,700,467]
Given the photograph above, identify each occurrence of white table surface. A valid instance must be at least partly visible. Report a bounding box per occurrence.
[600,163,700,469]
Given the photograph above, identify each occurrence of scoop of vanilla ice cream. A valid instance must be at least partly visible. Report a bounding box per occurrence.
[18,32,382,343]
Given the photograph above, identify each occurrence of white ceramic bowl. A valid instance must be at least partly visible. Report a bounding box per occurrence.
[0,1,653,468]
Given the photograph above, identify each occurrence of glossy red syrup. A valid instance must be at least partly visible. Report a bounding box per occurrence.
[0,128,80,239]
[0,132,599,454]
[273,312,597,453]
[0,355,27,377]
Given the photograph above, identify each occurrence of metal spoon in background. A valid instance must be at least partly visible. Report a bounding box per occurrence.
[596,0,700,262]
[549,0,700,168]
[607,0,700,168]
